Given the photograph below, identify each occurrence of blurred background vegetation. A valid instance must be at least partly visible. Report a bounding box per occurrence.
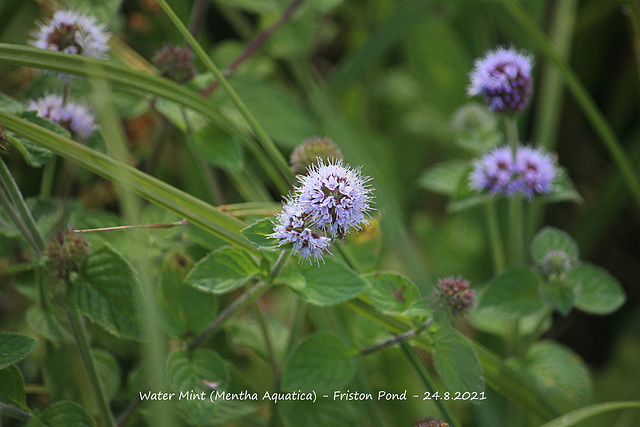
[1,0,639,425]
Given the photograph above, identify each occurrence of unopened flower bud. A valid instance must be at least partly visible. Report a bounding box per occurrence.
[289,136,344,175]
[44,229,91,280]
[541,250,573,281]
[152,44,197,84]
[450,103,501,153]
[435,276,476,317]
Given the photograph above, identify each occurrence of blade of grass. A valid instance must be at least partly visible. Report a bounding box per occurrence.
[0,44,289,194]
[153,0,295,186]
[0,111,259,255]
[540,401,640,427]
[497,0,640,213]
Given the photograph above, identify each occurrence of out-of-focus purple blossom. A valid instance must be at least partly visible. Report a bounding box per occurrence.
[152,44,197,84]
[296,159,373,238]
[30,10,110,59]
[516,146,555,197]
[435,276,476,317]
[27,94,97,140]
[469,145,556,198]
[468,47,533,114]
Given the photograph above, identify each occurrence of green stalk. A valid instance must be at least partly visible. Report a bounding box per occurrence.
[66,307,116,427]
[400,342,460,427]
[0,158,45,253]
[484,199,506,274]
[505,117,524,266]
[499,0,640,214]
[154,0,295,187]
[40,156,57,198]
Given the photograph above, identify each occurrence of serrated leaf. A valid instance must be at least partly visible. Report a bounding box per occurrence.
[70,245,141,340]
[241,218,280,251]
[0,365,27,409]
[193,124,243,171]
[567,264,626,315]
[27,306,72,343]
[432,327,484,393]
[0,332,37,370]
[8,111,70,167]
[167,349,257,425]
[363,271,421,314]
[540,168,582,204]
[279,399,358,427]
[281,334,355,393]
[228,315,289,361]
[521,341,592,411]
[418,160,470,196]
[186,246,259,294]
[296,259,368,306]
[531,227,579,265]
[478,268,545,317]
[30,401,92,427]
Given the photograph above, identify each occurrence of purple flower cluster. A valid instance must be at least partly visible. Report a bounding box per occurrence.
[469,145,556,197]
[270,159,373,264]
[30,10,110,59]
[27,94,97,139]
[468,47,533,114]
[435,276,476,317]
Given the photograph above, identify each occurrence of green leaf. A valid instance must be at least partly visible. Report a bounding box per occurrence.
[0,92,23,113]
[193,124,243,171]
[94,349,121,401]
[279,399,358,427]
[28,401,92,427]
[0,365,27,410]
[567,264,626,315]
[228,315,289,361]
[27,306,72,343]
[540,281,577,316]
[448,171,493,212]
[167,349,258,425]
[521,341,592,411]
[160,250,219,337]
[70,244,142,340]
[296,259,369,306]
[418,160,470,196]
[540,401,640,427]
[478,268,545,317]
[432,327,484,393]
[540,168,582,204]
[11,111,71,167]
[214,0,279,13]
[265,11,319,60]
[241,218,280,251]
[531,227,579,265]
[363,271,421,314]
[281,334,355,393]
[186,246,259,294]
[0,332,37,370]
[85,0,124,23]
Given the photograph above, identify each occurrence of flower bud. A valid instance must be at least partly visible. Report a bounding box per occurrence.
[541,250,573,281]
[450,103,501,153]
[152,44,197,84]
[435,276,476,317]
[289,136,343,175]
[44,229,91,280]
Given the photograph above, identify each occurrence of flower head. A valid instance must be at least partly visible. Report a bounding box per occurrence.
[415,420,449,427]
[27,94,97,139]
[468,47,533,114]
[516,146,556,197]
[540,250,573,281]
[45,229,91,280]
[269,200,332,264]
[30,10,110,59]
[469,146,519,195]
[290,136,344,175]
[435,276,476,317]
[152,44,197,84]
[297,159,373,238]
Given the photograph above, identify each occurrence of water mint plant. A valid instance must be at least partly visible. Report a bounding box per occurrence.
[0,2,636,427]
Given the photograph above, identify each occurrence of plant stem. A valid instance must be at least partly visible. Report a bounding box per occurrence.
[399,342,460,427]
[484,199,506,274]
[187,0,210,37]
[66,307,116,427]
[40,156,57,198]
[0,158,46,253]
[0,403,32,421]
[360,319,432,356]
[75,219,187,233]
[505,117,524,266]
[188,250,292,351]
[254,301,280,388]
[0,186,41,253]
